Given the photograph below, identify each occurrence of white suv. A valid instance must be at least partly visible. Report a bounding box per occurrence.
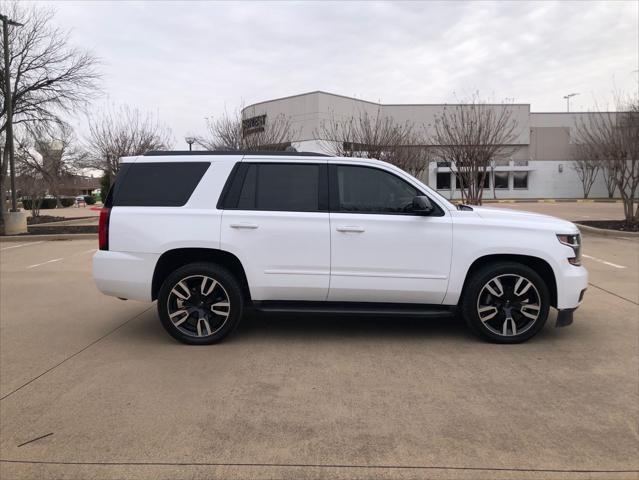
[93,151,587,344]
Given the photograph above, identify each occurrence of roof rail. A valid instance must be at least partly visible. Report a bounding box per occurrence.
[143,150,328,157]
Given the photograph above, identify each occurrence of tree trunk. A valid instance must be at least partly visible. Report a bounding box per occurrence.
[0,141,9,235]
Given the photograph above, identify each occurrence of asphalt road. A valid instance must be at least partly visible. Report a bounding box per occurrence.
[0,229,637,479]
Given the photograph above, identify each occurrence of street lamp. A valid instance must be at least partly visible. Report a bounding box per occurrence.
[1,13,24,212]
[184,136,195,151]
[563,93,579,113]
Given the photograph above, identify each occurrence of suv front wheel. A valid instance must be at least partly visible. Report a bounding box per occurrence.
[461,262,550,343]
[157,263,244,345]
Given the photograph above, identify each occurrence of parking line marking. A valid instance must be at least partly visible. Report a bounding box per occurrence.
[582,254,626,269]
[0,241,45,251]
[26,258,63,269]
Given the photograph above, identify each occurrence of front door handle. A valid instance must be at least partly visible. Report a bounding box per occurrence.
[230,223,259,229]
[336,226,365,233]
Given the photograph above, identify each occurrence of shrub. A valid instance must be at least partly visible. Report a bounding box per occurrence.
[84,195,97,205]
[60,197,75,207]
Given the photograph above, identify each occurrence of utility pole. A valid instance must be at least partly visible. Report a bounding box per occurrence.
[563,93,579,113]
[1,13,23,212]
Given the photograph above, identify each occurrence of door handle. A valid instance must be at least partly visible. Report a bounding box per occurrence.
[230,223,258,229]
[336,226,365,233]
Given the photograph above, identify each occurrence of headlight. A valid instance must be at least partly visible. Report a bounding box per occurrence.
[557,233,581,266]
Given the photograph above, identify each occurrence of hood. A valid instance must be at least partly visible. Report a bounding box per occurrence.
[469,206,579,233]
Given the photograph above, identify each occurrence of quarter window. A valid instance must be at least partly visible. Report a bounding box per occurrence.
[334,165,419,214]
[113,162,210,207]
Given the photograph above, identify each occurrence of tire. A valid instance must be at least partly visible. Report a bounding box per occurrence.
[157,262,244,345]
[461,262,550,344]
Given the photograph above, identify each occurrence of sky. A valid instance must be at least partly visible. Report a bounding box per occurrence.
[31,0,639,148]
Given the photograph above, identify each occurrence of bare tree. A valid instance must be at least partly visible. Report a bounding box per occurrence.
[82,104,173,176]
[316,108,431,177]
[599,158,617,199]
[571,142,600,198]
[0,2,100,228]
[574,96,639,225]
[197,106,296,152]
[432,94,519,205]
[14,137,49,217]
[16,123,82,204]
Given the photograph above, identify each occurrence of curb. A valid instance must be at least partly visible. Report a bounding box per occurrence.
[0,233,98,243]
[575,223,639,238]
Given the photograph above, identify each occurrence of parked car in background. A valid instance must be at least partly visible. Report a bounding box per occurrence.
[93,151,588,345]
[75,196,87,207]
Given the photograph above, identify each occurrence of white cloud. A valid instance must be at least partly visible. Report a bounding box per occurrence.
[33,0,639,144]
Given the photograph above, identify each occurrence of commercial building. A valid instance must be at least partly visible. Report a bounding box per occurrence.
[242,91,613,199]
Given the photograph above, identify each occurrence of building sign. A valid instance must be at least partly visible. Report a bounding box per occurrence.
[242,114,266,136]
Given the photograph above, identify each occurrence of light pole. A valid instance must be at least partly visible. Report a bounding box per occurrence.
[563,93,579,113]
[185,136,195,151]
[1,13,23,212]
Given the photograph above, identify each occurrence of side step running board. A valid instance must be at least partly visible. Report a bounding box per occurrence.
[251,301,455,318]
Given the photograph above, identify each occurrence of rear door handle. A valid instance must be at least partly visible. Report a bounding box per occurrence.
[336,226,365,233]
[230,223,258,229]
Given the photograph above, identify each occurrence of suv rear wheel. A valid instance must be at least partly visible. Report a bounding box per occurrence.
[461,262,550,343]
[157,263,243,345]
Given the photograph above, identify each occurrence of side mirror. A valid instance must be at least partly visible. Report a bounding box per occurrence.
[411,196,434,215]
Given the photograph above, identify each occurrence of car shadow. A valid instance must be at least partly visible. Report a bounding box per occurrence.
[123,307,478,346]
[234,310,476,343]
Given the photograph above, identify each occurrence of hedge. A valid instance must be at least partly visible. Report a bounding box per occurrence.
[21,197,77,210]
[21,198,57,210]
[84,195,97,205]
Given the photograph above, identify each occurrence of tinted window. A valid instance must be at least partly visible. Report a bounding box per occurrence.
[335,165,419,214]
[114,162,210,207]
[235,163,321,212]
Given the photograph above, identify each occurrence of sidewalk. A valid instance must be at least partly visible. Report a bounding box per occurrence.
[490,201,624,221]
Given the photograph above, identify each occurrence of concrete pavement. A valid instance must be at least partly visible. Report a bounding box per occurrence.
[0,234,637,479]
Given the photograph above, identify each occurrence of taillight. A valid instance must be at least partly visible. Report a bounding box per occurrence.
[98,207,111,250]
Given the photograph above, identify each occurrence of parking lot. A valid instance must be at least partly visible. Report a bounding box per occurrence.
[1,214,637,479]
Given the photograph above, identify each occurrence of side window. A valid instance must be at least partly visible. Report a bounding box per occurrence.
[230,163,324,212]
[113,162,210,207]
[333,165,420,214]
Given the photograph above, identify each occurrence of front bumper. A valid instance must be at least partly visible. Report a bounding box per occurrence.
[555,288,586,327]
[555,264,588,310]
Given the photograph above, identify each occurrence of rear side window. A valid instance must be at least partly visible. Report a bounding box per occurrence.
[113,162,210,207]
[222,163,327,212]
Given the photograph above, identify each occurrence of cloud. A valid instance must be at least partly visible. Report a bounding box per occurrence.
[40,0,638,142]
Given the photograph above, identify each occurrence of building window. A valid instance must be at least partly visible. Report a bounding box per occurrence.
[513,172,528,189]
[477,172,490,189]
[494,172,509,189]
[436,172,451,190]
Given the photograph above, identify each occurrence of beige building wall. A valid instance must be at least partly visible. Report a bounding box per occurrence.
[242,91,615,199]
